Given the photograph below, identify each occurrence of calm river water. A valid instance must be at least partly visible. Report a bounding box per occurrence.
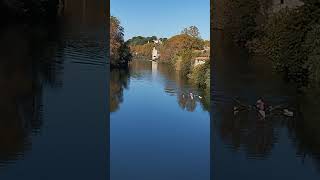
[0,2,108,179]
[212,30,320,180]
[110,60,210,180]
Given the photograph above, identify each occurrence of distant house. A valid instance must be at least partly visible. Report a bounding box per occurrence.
[153,39,162,45]
[152,47,160,60]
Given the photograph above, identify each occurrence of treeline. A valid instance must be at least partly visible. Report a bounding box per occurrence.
[0,0,60,23]
[127,36,167,46]
[129,26,210,90]
[225,0,320,89]
[127,36,167,59]
[110,16,132,68]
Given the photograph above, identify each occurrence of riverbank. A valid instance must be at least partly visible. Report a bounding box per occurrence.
[222,0,320,90]
[213,29,320,180]
[128,29,210,91]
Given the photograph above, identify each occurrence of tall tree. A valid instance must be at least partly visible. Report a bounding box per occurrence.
[110,16,131,68]
[181,26,201,38]
[110,16,124,64]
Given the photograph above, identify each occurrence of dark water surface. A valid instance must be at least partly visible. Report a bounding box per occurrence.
[0,2,108,179]
[212,30,320,180]
[110,60,210,180]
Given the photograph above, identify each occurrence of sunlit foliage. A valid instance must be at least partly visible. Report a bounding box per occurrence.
[110,16,132,68]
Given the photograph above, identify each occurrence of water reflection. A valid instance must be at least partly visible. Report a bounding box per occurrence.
[110,68,130,112]
[213,30,320,179]
[110,60,209,113]
[0,1,107,178]
[111,60,210,180]
[0,24,63,166]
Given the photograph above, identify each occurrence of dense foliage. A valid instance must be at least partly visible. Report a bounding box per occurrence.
[161,27,210,90]
[128,25,210,89]
[190,61,210,88]
[127,36,167,46]
[224,0,320,88]
[129,43,154,59]
[110,16,132,68]
[224,0,261,45]
[159,34,204,63]
[258,1,320,88]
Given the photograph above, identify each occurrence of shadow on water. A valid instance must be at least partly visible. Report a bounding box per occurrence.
[0,23,63,167]
[110,68,130,113]
[0,0,107,179]
[212,30,320,179]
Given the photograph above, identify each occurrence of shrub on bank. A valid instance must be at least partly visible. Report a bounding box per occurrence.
[190,61,210,89]
[179,49,195,77]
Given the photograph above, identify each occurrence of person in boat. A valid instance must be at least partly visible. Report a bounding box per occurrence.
[256,97,265,110]
[256,97,266,119]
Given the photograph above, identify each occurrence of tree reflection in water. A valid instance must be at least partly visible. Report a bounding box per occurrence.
[217,104,278,159]
[110,68,130,112]
[215,94,320,172]
[0,24,63,166]
[110,60,210,114]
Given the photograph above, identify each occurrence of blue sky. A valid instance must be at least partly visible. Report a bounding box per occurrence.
[111,0,210,40]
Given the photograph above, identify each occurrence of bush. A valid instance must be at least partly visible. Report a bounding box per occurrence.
[190,61,210,88]
[302,24,320,87]
[179,49,194,76]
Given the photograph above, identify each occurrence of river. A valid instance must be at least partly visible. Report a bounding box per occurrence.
[0,2,108,179]
[212,30,320,180]
[110,60,210,180]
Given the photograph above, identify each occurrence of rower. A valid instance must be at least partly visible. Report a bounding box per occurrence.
[256,97,266,119]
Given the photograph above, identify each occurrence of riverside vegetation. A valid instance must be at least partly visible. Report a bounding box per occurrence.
[223,0,320,90]
[128,26,210,91]
[110,16,132,68]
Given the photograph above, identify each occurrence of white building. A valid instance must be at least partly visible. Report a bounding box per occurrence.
[153,39,162,44]
[152,47,160,60]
